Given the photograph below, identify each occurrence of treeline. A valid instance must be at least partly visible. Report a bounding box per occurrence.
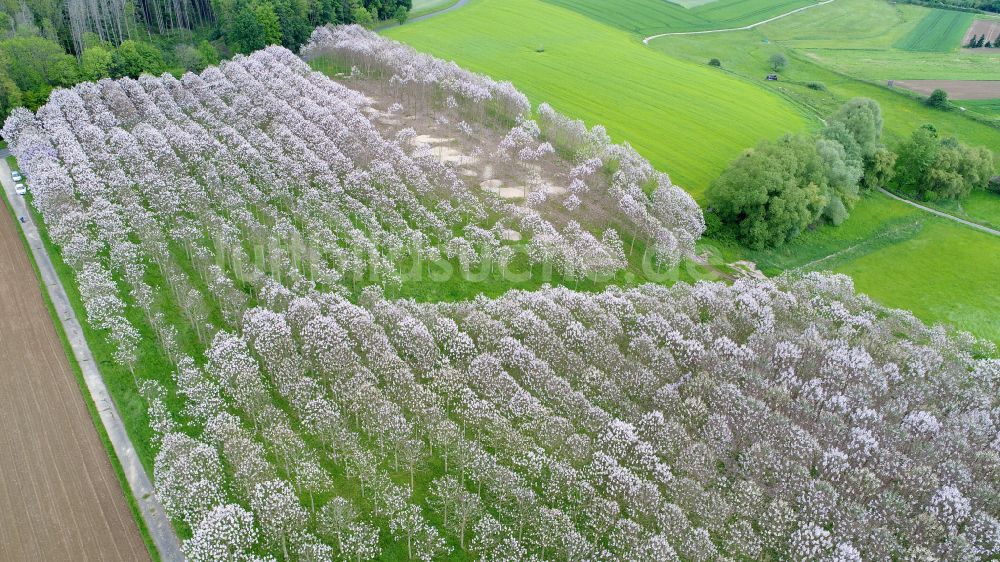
[897,0,1000,14]
[706,98,996,249]
[966,32,999,47]
[0,0,411,121]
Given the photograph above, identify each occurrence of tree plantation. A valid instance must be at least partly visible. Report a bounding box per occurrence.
[3,24,1000,562]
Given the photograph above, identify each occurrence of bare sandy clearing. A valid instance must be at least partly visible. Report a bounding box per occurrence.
[412,134,454,145]
[501,229,522,241]
[480,179,525,199]
[0,196,149,562]
[892,80,1000,99]
[345,76,645,238]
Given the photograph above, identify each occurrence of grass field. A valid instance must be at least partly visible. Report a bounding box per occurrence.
[542,0,819,35]
[650,31,1000,149]
[960,98,1000,122]
[832,217,1000,341]
[802,48,1000,81]
[760,0,921,48]
[916,190,1000,230]
[729,192,1000,342]
[962,191,1000,227]
[386,0,809,197]
[754,0,998,80]
[894,8,973,51]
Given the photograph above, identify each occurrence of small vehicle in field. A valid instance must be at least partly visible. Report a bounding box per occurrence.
[11,170,22,182]
[15,182,26,195]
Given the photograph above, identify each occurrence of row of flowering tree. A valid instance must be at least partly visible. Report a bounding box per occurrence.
[302,25,705,270]
[2,28,998,562]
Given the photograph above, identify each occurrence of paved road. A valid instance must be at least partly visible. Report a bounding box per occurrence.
[409,0,470,24]
[643,0,835,44]
[878,187,1000,238]
[377,0,469,30]
[0,152,184,561]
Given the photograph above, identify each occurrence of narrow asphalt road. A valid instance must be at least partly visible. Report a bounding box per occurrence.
[376,0,470,30]
[409,0,471,24]
[643,0,835,44]
[0,150,184,562]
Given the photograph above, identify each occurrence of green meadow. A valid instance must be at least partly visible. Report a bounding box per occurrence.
[541,0,819,36]
[754,0,1000,79]
[802,48,1000,81]
[893,8,973,51]
[650,35,1000,149]
[388,0,1000,343]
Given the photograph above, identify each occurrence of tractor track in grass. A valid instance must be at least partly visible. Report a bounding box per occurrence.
[643,0,835,43]
[0,153,183,561]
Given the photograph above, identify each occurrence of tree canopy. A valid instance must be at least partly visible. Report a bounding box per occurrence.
[707,98,886,248]
[707,134,827,249]
[895,124,994,201]
[110,40,166,78]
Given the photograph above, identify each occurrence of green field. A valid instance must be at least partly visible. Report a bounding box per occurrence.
[802,48,1000,80]
[962,191,1000,228]
[916,190,1000,230]
[833,217,1000,340]
[755,0,998,79]
[730,193,1000,342]
[387,0,809,197]
[960,98,1000,123]
[894,8,973,52]
[542,0,818,35]
[650,32,1000,148]
[761,0,922,48]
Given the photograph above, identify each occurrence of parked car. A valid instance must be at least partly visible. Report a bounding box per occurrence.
[15,182,26,195]
[11,170,22,182]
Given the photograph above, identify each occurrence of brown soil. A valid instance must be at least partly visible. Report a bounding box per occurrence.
[961,18,1000,50]
[0,197,149,561]
[892,79,1000,100]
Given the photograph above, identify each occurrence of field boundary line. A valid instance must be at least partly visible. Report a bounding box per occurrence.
[0,155,184,562]
[643,0,835,43]
[878,187,1000,237]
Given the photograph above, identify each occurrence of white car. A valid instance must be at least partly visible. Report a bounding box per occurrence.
[11,171,22,182]
[14,183,26,196]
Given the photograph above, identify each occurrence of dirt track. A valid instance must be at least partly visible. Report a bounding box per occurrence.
[892,79,1000,100]
[0,196,149,560]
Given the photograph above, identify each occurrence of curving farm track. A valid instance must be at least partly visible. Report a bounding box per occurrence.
[0,191,150,560]
[642,0,835,43]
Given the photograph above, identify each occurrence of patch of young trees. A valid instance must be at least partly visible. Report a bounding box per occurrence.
[706,98,889,249]
[899,0,1000,15]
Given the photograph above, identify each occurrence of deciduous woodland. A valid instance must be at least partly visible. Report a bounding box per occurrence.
[4,25,1000,562]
